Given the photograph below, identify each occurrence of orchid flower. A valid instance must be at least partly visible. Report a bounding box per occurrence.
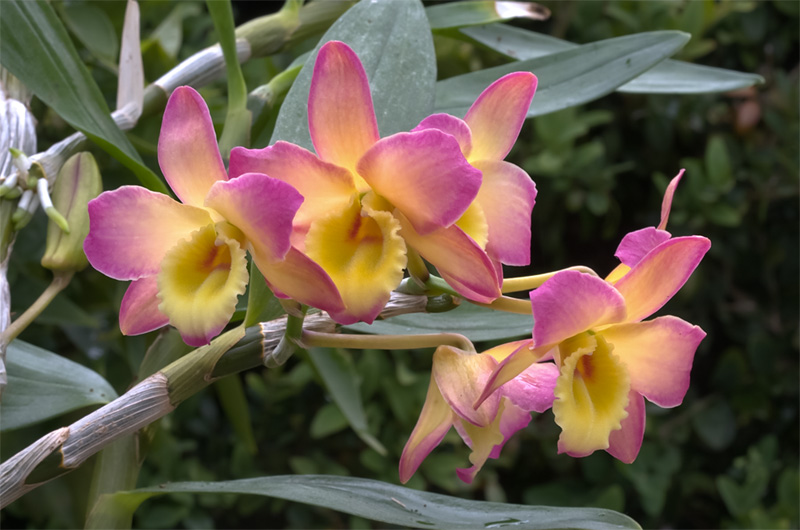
[404,72,539,302]
[230,41,485,324]
[400,342,558,484]
[479,171,710,461]
[84,86,343,346]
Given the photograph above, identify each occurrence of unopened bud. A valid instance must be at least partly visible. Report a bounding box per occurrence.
[41,152,103,272]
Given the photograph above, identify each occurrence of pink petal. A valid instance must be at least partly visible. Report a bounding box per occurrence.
[464,72,537,161]
[158,86,228,207]
[658,169,685,230]
[85,186,213,280]
[309,41,379,175]
[601,316,705,407]
[119,276,169,336]
[455,399,531,483]
[477,342,551,409]
[413,113,473,157]
[229,143,355,244]
[399,376,456,483]
[614,227,672,267]
[205,172,303,262]
[399,214,501,303]
[252,246,346,318]
[606,390,645,463]
[501,362,559,413]
[530,270,627,348]
[357,130,482,234]
[432,346,500,427]
[473,160,536,265]
[614,236,711,323]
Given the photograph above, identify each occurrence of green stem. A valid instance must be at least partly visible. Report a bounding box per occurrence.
[502,266,599,293]
[406,247,430,286]
[471,296,532,315]
[0,270,73,344]
[302,329,475,353]
[267,306,307,367]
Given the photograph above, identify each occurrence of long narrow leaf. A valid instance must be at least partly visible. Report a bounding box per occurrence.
[1,340,118,431]
[426,1,549,31]
[0,1,166,192]
[462,23,764,94]
[90,475,641,530]
[435,30,691,118]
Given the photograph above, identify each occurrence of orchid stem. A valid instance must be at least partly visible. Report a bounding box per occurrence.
[471,296,532,315]
[302,329,475,353]
[406,247,429,286]
[266,304,307,367]
[501,266,599,293]
[0,270,73,345]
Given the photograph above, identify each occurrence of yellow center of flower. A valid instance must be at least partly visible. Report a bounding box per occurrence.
[157,224,248,342]
[455,201,489,249]
[552,332,630,456]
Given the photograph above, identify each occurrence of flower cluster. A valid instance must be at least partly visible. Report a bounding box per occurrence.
[85,41,708,481]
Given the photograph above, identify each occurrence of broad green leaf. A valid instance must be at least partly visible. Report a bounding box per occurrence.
[345,302,533,343]
[1,340,118,431]
[60,3,118,63]
[426,1,549,31]
[91,475,641,530]
[307,348,387,455]
[462,24,764,94]
[0,1,167,193]
[272,0,436,147]
[436,31,692,118]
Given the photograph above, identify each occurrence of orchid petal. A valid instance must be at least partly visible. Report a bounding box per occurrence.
[357,130,482,234]
[413,113,473,157]
[399,376,455,484]
[553,334,631,457]
[455,201,489,250]
[253,246,345,318]
[530,270,627,348]
[309,41,379,179]
[205,172,303,262]
[464,72,537,161]
[658,169,685,230]
[432,346,500,427]
[477,342,550,409]
[606,390,645,463]
[455,400,530,484]
[614,227,672,268]
[85,186,213,280]
[158,86,228,207]
[157,225,248,347]
[601,317,705,407]
[473,160,536,265]
[502,362,559,413]
[399,213,501,303]
[615,236,711,322]
[119,276,169,336]
[229,143,355,248]
[483,339,534,363]
[304,200,406,324]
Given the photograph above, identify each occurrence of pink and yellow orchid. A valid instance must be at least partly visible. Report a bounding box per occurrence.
[84,86,343,346]
[405,72,539,302]
[479,171,709,462]
[400,342,558,484]
[230,41,482,324]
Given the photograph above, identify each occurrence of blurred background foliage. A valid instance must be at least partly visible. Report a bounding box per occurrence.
[2,0,797,528]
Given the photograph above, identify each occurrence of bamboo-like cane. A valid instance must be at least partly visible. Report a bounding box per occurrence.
[0,291,453,508]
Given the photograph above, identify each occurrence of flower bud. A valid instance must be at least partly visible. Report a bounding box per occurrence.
[41,152,103,272]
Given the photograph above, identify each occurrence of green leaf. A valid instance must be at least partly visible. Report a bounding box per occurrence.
[437,30,691,118]
[345,302,532,342]
[92,475,641,530]
[307,348,387,455]
[214,375,257,454]
[705,135,734,192]
[0,1,167,193]
[272,0,436,147]
[60,3,119,62]
[426,1,549,31]
[462,24,764,94]
[692,397,736,451]
[1,340,118,431]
